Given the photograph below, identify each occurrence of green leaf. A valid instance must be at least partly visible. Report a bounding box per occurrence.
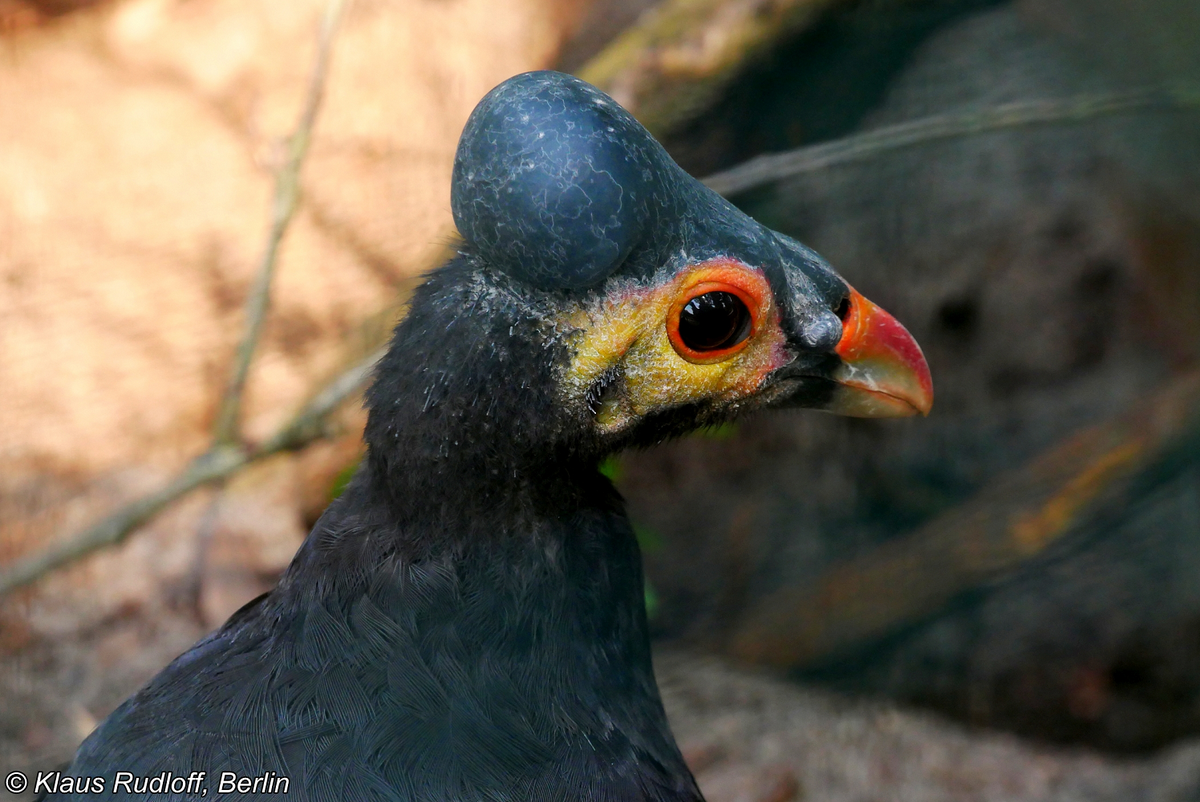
[644,580,659,620]
[598,455,624,483]
[696,422,739,441]
[633,524,664,554]
[328,457,361,502]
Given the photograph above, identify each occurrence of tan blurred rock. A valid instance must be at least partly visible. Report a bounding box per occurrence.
[0,0,584,632]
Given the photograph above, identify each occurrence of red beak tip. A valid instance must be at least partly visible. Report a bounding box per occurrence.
[831,287,933,419]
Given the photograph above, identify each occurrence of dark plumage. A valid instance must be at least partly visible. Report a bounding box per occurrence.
[47,71,931,801]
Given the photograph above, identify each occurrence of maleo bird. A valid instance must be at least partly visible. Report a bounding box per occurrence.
[48,71,932,801]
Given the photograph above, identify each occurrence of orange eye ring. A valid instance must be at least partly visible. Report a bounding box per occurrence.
[667,262,771,365]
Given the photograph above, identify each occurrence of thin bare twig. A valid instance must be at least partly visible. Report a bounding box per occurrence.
[256,344,385,454]
[212,0,347,445]
[4,79,1198,600]
[0,0,350,599]
[578,0,831,138]
[0,346,384,597]
[0,447,246,596]
[185,483,225,617]
[702,87,1200,197]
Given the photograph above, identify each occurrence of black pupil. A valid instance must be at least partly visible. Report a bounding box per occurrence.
[678,291,752,352]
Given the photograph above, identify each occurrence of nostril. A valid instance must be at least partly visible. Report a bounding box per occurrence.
[835,295,851,321]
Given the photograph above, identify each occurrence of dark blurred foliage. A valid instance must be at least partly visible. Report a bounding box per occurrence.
[612,0,1200,753]
[663,0,1007,176]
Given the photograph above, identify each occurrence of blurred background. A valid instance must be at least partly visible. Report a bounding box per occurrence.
[2,0,1199,799]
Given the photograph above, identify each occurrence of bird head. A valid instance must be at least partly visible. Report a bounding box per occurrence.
[447,71,931,456]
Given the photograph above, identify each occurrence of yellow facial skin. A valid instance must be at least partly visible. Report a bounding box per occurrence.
[560,259,790,435]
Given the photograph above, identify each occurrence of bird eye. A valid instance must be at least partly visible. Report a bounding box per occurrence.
[667,269,764,365]
[678,291,752,352]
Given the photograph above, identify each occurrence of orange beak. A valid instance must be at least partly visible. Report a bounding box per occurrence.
[828,286,933,417]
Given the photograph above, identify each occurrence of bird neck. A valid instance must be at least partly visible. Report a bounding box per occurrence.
[363,257,595,518]
[268,258,701,799]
